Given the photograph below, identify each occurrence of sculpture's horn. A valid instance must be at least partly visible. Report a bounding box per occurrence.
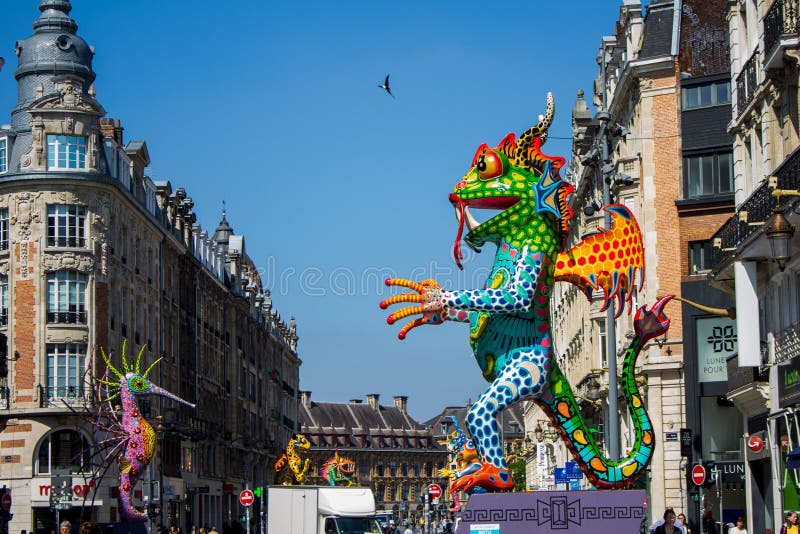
[517,93,555,150]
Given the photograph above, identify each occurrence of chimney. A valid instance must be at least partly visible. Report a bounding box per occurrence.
[366,394,380,410]
[349,399,363,404]
[299,390,311,409]
[393,395,408,415]
[99,118,124,145]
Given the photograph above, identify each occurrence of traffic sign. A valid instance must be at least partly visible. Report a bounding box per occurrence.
[239,489,254,507]
[427,483,442,499]
[1,490,9,511]
[691,464,707,486]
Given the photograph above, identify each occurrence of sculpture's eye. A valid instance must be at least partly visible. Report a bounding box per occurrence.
[476,150,504,180]
[129,376,148,392]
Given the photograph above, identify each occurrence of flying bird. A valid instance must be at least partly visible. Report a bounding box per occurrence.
[378,74,394,98]
[0,57,4,72]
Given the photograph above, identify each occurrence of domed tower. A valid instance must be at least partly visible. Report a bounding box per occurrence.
[6,0,105,174]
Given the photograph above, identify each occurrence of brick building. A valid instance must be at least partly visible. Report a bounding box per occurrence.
[298,392,448,520]
[524,0,736,521]
[0,2,300,531]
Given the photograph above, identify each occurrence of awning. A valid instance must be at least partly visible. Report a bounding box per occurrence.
[786,446,800,469]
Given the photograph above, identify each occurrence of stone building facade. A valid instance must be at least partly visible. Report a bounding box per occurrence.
[524,0,735,521]
[0,2,300,532]
[298,392,448,521]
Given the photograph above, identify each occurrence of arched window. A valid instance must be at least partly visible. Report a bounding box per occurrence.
[35,429,91,475]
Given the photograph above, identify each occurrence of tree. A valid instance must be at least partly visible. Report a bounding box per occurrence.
[508,457,527,491]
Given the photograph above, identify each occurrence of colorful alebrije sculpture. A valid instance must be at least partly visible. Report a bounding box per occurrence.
[273,434,312,485]
[380,93,674,492]
[439,417,483,512]
[321,449,357,486]
[96,341,195,522]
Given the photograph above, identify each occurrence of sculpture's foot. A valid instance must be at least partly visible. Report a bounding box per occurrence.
[450,463,514,493]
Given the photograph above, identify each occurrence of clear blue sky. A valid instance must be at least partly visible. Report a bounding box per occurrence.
[0,0,626,422]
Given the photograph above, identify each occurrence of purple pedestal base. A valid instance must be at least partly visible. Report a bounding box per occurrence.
[454,489,647,534]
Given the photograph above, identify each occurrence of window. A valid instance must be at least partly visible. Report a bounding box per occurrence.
[35,429,91,475]
[682,80,731,110]
[47,205,86,247]
[440,422,448,435]
[0,138,6,173]
[597,319,607,368]
[47,271,87,324]
[47,135,86,170]
[46,343,86,400]
[0,209,7,251]
[0,276,6,326]
[689,241,713,274]
[684,152,733,198]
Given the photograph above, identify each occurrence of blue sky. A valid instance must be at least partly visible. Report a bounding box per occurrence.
[0,0,626,421]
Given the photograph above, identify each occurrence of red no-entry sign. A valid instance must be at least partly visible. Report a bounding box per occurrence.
[239,489,254,507]
[428,483,442,499]
[1,491,10,512]
[691,464,706,486]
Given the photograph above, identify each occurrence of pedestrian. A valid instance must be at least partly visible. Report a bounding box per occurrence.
[79,523,94,534]
[653,508,684,534]
[678,514,693,534]
[59,522,71,534]
[728,517,746,534]
[781,511,799,534]
[388,520,401,534]
[209,527,219,534]
[402,520,413,534]
[703,511,718,534]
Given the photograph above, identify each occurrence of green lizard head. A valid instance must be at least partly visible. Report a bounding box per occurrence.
[449,93,573,268]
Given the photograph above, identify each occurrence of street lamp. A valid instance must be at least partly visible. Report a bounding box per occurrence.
[764,206,795,271]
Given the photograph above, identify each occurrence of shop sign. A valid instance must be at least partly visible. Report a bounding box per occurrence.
[30,477,97,503]
[716,461,745,483]
[697,317,737,383]
[779,355,800,407]
[745,431,770,462]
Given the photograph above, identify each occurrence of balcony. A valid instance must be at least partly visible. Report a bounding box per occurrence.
[736,50,759,114]
[47,310,87,324]
[764,0,800,69]
[39,384,85,407]
[46,236,87,248]
[775,321,800,365]
[709,145,800,271]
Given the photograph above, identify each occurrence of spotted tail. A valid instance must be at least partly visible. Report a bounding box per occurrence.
[536,295,673,489]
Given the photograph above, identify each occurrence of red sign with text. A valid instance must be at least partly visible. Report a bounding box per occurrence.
[691,464,706,486]
[427,483,442,499]
[239,489,254,507]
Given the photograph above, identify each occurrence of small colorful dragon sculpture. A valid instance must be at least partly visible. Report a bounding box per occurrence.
[274,434,312,485]
[439,416,483,512]
[96,342,195,522]
[321,450,357,486]
[380,93,673,492]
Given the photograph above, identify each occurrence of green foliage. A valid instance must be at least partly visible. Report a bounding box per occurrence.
[508,457,527,491]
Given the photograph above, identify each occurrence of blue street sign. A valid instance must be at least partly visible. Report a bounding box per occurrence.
[565,461,583,480]
[554,467,568,484]
[569,479,581,491]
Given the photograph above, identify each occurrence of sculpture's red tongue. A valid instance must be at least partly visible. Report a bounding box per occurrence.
[453,197,465,270]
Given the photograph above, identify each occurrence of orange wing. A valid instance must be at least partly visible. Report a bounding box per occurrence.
[554,204,644,317]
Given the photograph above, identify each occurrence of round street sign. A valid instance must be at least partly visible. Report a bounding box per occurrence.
[691,464,707,486]
[748,435,764,453]
[239,489,254,507]
[427,483,442,499]
[1,491,10,511]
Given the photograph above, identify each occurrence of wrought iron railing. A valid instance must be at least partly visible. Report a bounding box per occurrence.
[709,145,800,270]
[765,0,800,59]
[775,321,800,364]
[736,50,759,114]
[39,384,85,407]
[46,236,86,248]
[47,310,87,324]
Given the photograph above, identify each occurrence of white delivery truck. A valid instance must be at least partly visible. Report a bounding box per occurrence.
[267,486,383,534]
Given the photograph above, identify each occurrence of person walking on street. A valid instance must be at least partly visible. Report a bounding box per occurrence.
[654,508,685,534]
[781,511,799,534]
[402,520,413,534]
[728,517,746,534]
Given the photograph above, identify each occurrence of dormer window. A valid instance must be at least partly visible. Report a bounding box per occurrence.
[47,134,86,170]
[0,138,7,173]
